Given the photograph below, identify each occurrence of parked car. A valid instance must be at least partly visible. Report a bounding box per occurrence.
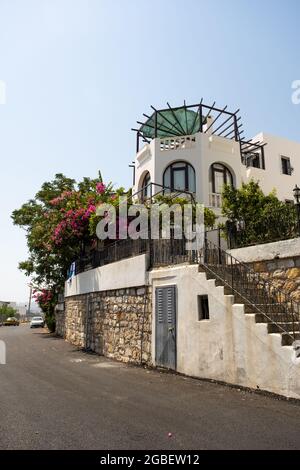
[4,317,20,326]
[30,316,44,328]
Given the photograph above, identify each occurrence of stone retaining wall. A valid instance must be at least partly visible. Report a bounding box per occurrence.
[251,257,300,302]
[60,286,152,365]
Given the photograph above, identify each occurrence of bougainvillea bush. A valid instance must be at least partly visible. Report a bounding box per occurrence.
[12,172,126,330]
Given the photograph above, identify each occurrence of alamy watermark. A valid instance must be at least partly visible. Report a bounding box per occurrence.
[95,197,205,251]
[0,80,6,105]
[0,340,6,364]
[291,80,300,105]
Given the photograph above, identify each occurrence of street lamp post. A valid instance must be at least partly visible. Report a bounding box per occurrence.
[293,185,300,236]
[27,283,33,318]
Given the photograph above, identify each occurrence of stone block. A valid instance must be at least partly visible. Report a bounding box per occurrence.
[266,261,277,271]
[291,289,300,301]
[283,280,297,293]
[272,269,286,278]
[277,259,294,269]
[137,287,146,296]
[253,261,267,273]
[287,267,300,279]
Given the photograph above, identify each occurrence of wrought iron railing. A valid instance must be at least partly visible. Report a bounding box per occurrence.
[74,236,201,275]
[75,238,150,275]
[150,237,198,266]
[201,239,300,342]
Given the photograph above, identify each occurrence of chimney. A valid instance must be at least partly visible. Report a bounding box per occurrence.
[203,115,213,135]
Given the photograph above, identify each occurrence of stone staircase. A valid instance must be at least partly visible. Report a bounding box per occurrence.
[200,263,300,347]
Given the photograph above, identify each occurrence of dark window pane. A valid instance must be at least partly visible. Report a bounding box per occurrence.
[198,295,209,320]
[281,157,291,175]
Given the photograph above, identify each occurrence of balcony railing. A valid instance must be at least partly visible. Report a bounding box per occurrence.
[73,237,201,276]
[74,238,149,275]
[160,135,196,152]
[209,193,222,209]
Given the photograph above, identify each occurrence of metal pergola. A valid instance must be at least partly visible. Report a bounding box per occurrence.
[131,100,266,165]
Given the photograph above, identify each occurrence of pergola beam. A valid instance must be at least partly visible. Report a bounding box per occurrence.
[204,105,228,133]
[151,105,183,136]
[136,120,180,138]
[203,101,216,123]
[224,123,243,138]
[166,102,186,135]
[132,101,258,148]
[214,112,240,136]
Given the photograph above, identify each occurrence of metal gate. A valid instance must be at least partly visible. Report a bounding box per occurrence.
[155,285,177,370]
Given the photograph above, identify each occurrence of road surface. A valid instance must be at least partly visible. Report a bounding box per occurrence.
[0,325,300,450]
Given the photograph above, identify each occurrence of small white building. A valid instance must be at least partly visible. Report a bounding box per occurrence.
[132,102,300,213]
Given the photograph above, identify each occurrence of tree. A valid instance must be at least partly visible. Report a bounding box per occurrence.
[0,305,18,323]
[222,180,297,246]
[12,173,122,331]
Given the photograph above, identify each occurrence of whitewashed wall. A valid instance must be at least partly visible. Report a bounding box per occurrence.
[243,132,300,201]
[133,131,242,212]
[150,265,300,399]
[64,254,149,297]
[133,129,300,209]
[229,237,300,263]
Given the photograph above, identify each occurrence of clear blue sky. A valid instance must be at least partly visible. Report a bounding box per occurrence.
[0,0,299,302]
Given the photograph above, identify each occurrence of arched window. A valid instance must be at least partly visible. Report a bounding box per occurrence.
[210,163,233,194]
[141,172,151,200]
[163,161,196,193]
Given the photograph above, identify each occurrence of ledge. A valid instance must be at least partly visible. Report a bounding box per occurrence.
[228,237,300,263]
[65,254,149,297]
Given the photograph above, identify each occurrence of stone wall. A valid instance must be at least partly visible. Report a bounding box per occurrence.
[61,286,152,365]
[251,257,300,302]
[55,302,65,337]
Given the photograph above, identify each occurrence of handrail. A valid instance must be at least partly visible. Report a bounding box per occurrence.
[201,239,300,341]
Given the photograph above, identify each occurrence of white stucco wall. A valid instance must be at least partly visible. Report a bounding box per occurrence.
[150,264,300,399]
[228,237,300,263]
[133,131,242,211]
[64,254,149,297]
[133,129,300,209]
[243,132,300,201]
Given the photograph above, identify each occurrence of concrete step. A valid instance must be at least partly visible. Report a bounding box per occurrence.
[201,263,300,346]
[233,296,284,312]
[213,279,272,300]
[255,312,296,323]
[281,332,300,346]
[268,322,300,334]
[204,273,290,315]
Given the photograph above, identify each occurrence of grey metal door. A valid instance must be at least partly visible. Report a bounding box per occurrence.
[155,286,177,370]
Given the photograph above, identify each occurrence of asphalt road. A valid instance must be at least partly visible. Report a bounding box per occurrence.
[1,325,300,450]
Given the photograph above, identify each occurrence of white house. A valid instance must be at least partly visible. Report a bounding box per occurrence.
[61,101,300,400]
[132,102,300,212]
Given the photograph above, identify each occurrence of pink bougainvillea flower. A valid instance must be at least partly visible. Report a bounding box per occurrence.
[87,204,96,213]
[96,182,106,194]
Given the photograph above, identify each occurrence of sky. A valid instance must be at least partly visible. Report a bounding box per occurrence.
[0,0,299,302]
